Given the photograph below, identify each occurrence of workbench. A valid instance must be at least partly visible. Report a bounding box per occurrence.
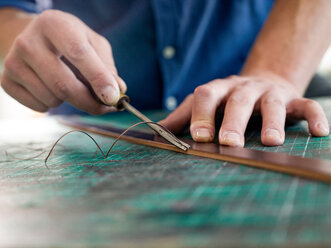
[1,98,331,247]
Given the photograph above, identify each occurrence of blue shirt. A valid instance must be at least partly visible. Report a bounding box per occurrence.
[0,0,274,114]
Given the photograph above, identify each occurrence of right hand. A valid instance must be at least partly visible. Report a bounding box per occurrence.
[1,10,126,114]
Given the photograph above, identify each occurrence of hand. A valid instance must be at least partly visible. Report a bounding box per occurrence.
[159,74,329,147]
[1,10,126,114]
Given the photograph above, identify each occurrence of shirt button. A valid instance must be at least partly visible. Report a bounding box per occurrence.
[162,46,176,59]
[165,96,177,111]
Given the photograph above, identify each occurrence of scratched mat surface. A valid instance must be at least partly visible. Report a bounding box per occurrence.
[1,98,331,247]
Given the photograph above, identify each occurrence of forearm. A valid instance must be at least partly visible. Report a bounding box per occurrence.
[241,0,331,95]
[0,8,35,59]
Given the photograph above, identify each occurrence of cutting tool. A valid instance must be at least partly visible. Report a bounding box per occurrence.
[114,93,190,151]
[61,56,190,151]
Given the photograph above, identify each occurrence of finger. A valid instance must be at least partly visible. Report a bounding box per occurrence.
[17,37,114,115]
[40,14,120,105]
[1,74,49,112]
[190,82,230,142]
[288,98,329,136]
[219,87,262,147]
[260,93,286,146]
[158,94,193,134]
[88,32,127,93]
[4,54,62,108]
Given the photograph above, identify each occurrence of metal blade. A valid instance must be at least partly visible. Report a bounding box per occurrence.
[121,100,190,151]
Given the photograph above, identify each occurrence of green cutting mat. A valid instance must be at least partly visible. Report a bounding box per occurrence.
[1,98,331,247]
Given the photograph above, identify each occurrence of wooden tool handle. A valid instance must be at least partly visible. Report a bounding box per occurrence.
[116,93,130,111]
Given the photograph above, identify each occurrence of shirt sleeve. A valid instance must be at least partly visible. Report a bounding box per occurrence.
[0,0,52,13]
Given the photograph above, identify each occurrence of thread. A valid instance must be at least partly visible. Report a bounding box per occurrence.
[1,143,67,163]
[44,121,176,166]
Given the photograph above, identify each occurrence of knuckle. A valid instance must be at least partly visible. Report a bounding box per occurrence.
[262,95,284,106]
[208,79,222,85]
[304,99,319,109]
[3,56,17,74]
[90,31,111,49]
[36,105,49,113]
[194,84,215,98]
[66,41,89,61]
[241,79,256,88]
[232,84,246,93]
[0,77,9,91]
[227,75,240,81]
[90,72,108,89]
[38,10,75,35]
[227,94,251,105]
[99,36,111,50]
[39,10,56,21]
[47,98,62,108]
[186,93,193,100]
[38,10,59,26]
[52,80,69,100]
[14,35,31,54]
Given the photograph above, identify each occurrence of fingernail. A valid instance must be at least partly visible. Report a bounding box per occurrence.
[220,131,242,147]
[101,85,119,106]
[264,128,283,144]
[192,128,213,142]
[316,122,329,136]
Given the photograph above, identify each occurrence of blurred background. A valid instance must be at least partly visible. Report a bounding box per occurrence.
[0,46,330,119]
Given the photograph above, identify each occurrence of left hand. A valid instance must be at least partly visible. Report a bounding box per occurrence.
[159,73,329,147]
